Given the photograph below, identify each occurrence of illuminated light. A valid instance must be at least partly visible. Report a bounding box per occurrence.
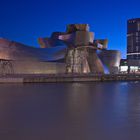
[127,53,140,55]
[97,43,103,49]
[120,66,128,72]
[129,66,140,73]
[130,66,138,70]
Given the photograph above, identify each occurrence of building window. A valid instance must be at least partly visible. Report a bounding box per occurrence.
[136,37,139,42]
[130,66,139,73]
[136,46,139,51]
[136,32,139,36]
[137,22,140,31]
[120,66,128,73]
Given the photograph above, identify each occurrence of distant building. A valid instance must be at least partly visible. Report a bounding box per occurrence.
[127,18,140,73]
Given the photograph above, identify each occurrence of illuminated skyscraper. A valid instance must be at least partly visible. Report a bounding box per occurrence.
[127,18,140,59]
[126,18,140,73]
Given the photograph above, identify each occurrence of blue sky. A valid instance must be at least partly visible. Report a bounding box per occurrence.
[0,0,140,58]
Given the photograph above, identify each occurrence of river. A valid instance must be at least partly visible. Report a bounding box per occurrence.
[0,82,140,140]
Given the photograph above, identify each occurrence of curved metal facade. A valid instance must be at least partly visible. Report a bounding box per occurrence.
[0,24,121,74]
[98,50,121,74]
[0,38,67,61]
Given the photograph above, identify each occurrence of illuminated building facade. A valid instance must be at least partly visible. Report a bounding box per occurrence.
[127,18,140,73]
[0,24,121,75]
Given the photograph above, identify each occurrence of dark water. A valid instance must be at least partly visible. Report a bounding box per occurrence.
[0,82,140,140]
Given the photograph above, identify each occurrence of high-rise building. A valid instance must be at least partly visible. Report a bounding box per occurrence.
[127,18,140,73]
[127,18,140,59]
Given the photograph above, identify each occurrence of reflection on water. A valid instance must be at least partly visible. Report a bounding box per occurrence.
[0,82,140,140]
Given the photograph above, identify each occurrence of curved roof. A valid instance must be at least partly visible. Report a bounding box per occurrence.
[0,38,67,61]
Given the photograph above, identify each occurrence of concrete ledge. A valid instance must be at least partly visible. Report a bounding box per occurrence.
[0,74,140,83]
[0,78,23,83]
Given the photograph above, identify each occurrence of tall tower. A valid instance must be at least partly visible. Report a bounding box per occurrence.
[126,18,140,73]
[127,18,140,60]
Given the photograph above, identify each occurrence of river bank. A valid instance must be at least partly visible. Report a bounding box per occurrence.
[0,74,139,83]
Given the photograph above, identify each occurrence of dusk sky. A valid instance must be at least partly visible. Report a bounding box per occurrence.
[0,0,140,58]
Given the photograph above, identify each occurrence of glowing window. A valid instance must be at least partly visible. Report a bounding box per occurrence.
[138,22,140,31]
[120,66,128,72]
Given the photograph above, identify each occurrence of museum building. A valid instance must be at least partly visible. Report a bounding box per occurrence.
[0,24,121,75]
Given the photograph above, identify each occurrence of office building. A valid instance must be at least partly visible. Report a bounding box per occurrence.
[127,18,140,73]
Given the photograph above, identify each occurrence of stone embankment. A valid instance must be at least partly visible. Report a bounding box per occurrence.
[0,74,140,83]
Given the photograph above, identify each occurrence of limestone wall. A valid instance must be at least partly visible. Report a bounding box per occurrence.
[0,60,66,74]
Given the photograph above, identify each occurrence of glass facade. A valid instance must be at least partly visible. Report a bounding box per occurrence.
[127,18,140,60]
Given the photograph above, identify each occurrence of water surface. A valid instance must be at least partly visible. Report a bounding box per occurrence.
[0,82,140,140]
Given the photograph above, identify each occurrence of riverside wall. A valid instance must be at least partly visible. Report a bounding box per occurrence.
[0,74,140,83]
